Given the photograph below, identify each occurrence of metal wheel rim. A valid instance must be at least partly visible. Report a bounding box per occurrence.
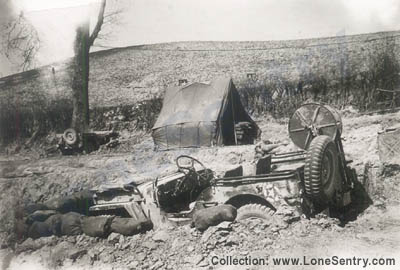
[65,131,75,141]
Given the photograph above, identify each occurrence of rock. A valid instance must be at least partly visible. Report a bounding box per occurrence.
[193,255,205,265]
[216,237,226,244]
[261,144,279,153]
[87,249,100,261]
[317,218,328,225]
[15,238,37,253]
[152,230,169,242]
[142,241,158,250]
[201,227,218,243]
[129,261,140,269]
[284,215,301,224]
[150,261,164,270]
[75,234,91,245]
[217,230,230,237]
[121,241,130,250]
[108,232,120,244]
[225,235,240,246]
[36,235,58,247]
[262,238,273,246]
[119,235,125,245]
[216,221,233,231]
[193,205,237,232]
[227,152,241,164]
[206,239,218,250]
[275,207,293,217]
[100,252,114,264]
[68,248,87,261]
[136,252,147,261]
[270,217,288,232]
[373,199,385,208]
[172,238,184,249]
[275,207,301,224]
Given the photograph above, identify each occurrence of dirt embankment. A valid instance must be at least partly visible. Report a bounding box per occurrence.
[0,111,399,269]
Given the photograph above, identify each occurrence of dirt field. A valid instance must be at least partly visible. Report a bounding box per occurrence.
[0,110,399,270]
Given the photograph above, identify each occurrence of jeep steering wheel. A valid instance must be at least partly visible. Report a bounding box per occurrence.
[176,155,207,173]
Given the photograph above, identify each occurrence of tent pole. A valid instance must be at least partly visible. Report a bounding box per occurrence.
[230,88,237,145]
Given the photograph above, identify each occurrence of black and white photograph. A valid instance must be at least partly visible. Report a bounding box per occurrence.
[0,0,400,269]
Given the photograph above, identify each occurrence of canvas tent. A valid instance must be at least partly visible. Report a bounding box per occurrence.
[152,77,260,150]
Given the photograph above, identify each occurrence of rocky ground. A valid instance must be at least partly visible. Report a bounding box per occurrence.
[1,110,400,270]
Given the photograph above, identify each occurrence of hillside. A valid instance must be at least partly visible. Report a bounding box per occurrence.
[1,30,400,145]
[1,30,399,107]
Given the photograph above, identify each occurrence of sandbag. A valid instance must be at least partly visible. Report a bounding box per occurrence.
[81,216,113,238]
[25,203,49,215]
[60,212,83,236]
[28,221,52,239]
[27,210,58,224]
[192,205,237,231]
[24,203,49,215]
[261,143,280,153]
[72,190,95,215]
[44,214,62,236]
[44,195,77,213]
[110,218,153,236]
[44,190,95,214]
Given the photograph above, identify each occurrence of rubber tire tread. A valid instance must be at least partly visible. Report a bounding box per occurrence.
[304,135,338,205]
[236,203,275,221]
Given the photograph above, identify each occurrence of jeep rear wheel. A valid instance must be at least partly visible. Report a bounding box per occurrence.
[236,203,275,221]
[304,135,338,206]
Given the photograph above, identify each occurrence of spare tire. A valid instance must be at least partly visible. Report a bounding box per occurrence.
[236,203,274,221]
[304,135,338,206]
[63,128,78,146]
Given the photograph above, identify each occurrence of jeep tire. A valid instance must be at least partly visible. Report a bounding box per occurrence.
[304,135,339,206]
[236,203,274,221]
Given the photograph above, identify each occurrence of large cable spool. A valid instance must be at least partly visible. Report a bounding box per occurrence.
[288,103,342,150]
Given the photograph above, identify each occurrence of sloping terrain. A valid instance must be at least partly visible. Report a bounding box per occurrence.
[1,31,400,108]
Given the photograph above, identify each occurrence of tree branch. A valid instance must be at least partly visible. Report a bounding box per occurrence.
[1,11,40,71]
[89,0,106,47]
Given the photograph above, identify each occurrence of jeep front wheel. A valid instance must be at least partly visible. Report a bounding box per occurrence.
[236,203,275,221]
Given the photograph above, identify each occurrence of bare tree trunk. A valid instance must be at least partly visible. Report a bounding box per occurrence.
[71,19,90,133]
